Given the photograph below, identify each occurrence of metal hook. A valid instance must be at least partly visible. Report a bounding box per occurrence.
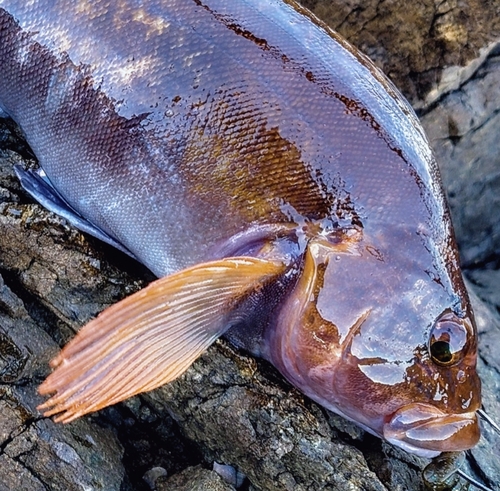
[456,469,493,491]
[478,407,500,436]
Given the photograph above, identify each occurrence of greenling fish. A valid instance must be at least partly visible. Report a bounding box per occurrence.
[0,0,483,468]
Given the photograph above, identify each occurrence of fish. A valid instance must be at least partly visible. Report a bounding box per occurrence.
[0,0,482,469]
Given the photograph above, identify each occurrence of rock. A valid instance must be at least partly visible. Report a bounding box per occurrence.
[419,41,500,491]
[300,0,500,106]
[1,2,499,490]
[143,467,168,489]
[158,465,236,491]
[467,288,500,490]
[0,270,125,490]
[421,45,500,267]
[0,126,128,491]
[212,462,246,488]
[142,342,388,491]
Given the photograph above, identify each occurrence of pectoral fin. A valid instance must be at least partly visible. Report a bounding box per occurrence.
[38,257,284,422]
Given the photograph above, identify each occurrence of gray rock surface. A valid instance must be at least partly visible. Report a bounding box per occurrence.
[0,1,499,490]
[0,244,125,490]
[421,45,500,267]
[158,465,236,491]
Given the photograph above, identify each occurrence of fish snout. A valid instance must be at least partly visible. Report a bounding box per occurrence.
[383,403,480,457]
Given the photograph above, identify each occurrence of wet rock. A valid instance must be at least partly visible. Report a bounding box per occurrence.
[0,134,128,490]
[419,43,500,491]
[1,416,124,491]
[467,289,500,491]
[143,466,168,489]
[212,462,246,488]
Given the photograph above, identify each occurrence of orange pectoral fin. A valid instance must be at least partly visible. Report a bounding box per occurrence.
[38,257,284,423]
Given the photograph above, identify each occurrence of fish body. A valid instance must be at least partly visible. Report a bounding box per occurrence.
[0,0,480,458]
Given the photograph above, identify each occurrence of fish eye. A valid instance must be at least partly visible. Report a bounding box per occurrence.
[428,312,469,367]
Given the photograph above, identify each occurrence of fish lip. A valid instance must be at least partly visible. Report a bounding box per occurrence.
[383,403,480,457]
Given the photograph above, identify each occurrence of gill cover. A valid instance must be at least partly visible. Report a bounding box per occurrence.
[269,233,480,457]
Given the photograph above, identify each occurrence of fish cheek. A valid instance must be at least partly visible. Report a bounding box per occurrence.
[270,241,411,428]
[331,352,414,431]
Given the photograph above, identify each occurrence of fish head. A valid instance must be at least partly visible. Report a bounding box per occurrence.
[269,227,481,458]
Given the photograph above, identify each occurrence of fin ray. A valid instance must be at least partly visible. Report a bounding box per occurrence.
[38,257,284,422]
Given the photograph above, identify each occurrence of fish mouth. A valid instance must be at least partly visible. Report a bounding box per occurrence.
[383,403,480,458]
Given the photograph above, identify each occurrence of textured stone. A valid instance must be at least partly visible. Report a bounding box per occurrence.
[421,45,500,267]
[300,0,500,106]
[158,466,236,491]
